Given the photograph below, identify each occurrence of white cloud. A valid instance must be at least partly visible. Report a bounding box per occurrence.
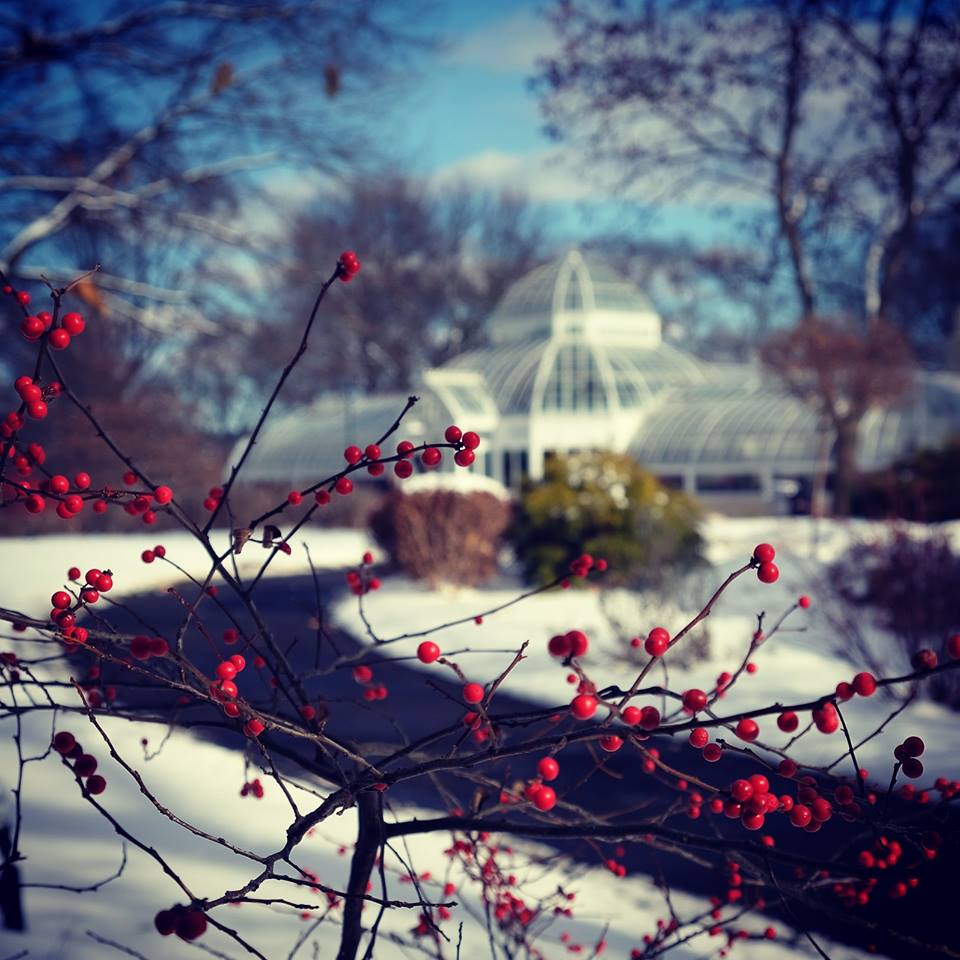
[432,147,612,202]
[443,10,557,74]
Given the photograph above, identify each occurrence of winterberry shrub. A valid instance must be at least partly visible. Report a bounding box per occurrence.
[1,260,959,960]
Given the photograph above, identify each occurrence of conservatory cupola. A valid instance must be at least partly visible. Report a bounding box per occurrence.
[488,249,662,348]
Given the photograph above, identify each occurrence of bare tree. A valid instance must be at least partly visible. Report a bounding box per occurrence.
[536,0,960,334]
[760,316,914,517]
[254,175,545,396]
[0,0,433,416]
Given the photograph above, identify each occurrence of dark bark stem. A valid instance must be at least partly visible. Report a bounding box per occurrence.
[336,791,384,960]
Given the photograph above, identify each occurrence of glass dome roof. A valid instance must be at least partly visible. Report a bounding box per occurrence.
[443,337,706,415]
[491,251,655,320]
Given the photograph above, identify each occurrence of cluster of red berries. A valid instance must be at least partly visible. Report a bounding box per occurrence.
[211,654,248,712]
[335,425,480,486]
[202,485,224,511]
[894,735,925,779]
[53,731,107,796]
[346,552,380,595]
[834,670,878,700]
[519,756,561,811]
[20,307,86,350]
[154,905,208,941]
[49,567,114,641]
[688,726,724,763]
[130,634,170,660]
[240,777,265,799]
[338,250,361,282]
[141,543,167,563]
[568,552,608,579]
[547,628,590,659]
[9,374,61,422]
[350,662,388,700]
[751,542,779,583]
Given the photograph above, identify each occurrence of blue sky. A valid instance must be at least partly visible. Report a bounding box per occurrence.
[393,1,739,246]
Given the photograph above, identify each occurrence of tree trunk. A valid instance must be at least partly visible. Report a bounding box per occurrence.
[832,418,860,518]
[336,791,383,960]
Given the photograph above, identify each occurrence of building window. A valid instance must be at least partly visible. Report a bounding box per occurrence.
[541,345,608,412]
[695,474,762,493]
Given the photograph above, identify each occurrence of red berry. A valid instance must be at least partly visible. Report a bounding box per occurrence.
[74,754,98,777]
[735,717,759,742]
[20,315,44,340]
[154,909,177,936]
[644,627,670,657]
[53,731,76,754]
[394,460,413,479]
[444,425,462,444]
[421,447,442,468]
[141,550,155,564]
[852,671,877,697]
[48,328,71,350]
[463,682,485,704]
[51,591,72,609]
[790,804,812,827]
[175,909,207,941]
[688,727,709,748]
[702,743,723,762]
[287,490,302,505]
[639,705,660,730]
[454,449,475,467]
[753,543,776,563]
[681,688,708,713]
[16,290,30,305]
[344,445,362,464]
[353,665,373,684]
[538,757,559,781]
[731,779,754,802]
[335,476,353,495]
[27,399,48,419]
[49,474,70,494]
[548,633,573,658]
[757,562,779,583]
[777,711,799,733]
[622,706,642,726]
[600,735,623,753]
[216,661,238,681]
[461,431,480,450]
[229,654,246,672]
[566,629,589,657]
[62,312,85,336]
[532,786,557,811]
[243,719,265,738]
[947,634,960,660]
[901,736,925,757]
[901,757,924,779]
[96,573,113,592]
[570,694,598,719]
[86,774,107,795]
[153,485,174,504]
[417,641,441,664]
[315,489,331,504]
[798,595,811,609]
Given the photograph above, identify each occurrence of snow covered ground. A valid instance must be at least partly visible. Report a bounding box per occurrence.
[3,516,951,959]
[334,515,960,779]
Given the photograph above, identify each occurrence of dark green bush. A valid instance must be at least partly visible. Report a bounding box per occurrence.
[511,452,704,586]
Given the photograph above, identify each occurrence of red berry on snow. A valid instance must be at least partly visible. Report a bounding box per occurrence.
[417,641,441,664]
[644,626,670,657]
[753,543,776,563]
[757,562,779,583]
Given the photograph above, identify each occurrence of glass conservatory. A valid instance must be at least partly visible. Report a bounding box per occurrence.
[231,250,960,510]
